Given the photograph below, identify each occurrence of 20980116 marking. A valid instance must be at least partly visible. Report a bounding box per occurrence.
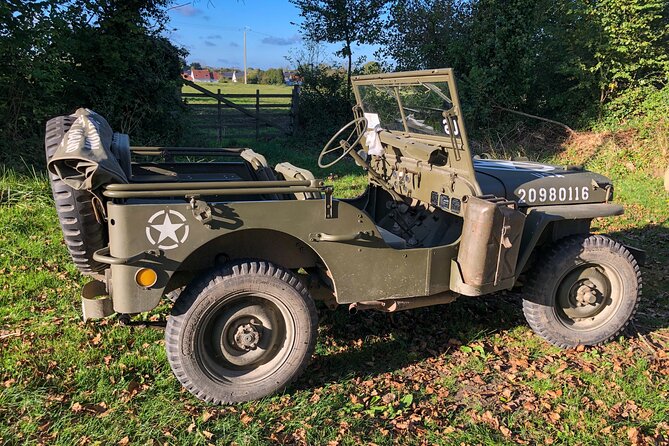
[517,186,590,204]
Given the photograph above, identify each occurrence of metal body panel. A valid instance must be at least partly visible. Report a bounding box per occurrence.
[515,203,624,274]
[106,198,461,311]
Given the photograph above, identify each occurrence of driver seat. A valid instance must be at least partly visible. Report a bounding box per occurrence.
[378,227,407,249]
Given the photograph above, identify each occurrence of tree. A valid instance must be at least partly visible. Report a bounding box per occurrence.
[0,0,186,166]
[260,68,286,85]
[247,68,261,84]
[190,62,203,70]
[290,0,389,95]
[379,0,669,130]
[360,61,383,75]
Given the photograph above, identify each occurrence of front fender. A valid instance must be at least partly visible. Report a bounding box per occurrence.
[516,203,624,274]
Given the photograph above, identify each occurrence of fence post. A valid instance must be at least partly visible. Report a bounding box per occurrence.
[217,88,222,145]
[255,89,260,140]
[290,85,300,135]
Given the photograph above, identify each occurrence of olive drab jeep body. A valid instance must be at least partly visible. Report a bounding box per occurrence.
[46,69,644,404]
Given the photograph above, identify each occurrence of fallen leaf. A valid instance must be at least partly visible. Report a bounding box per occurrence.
[394,421,410,430]
[91,333,102,345]
[240,412,253,425]
[381,393,395,404]
[627,427,642,445]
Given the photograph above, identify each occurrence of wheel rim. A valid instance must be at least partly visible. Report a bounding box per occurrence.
[194,292,296,385]
[554,262,623,331]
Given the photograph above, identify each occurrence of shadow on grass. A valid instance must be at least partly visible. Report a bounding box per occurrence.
[294,293,524,390]
[295,221,669,391]
[606,222,669,333]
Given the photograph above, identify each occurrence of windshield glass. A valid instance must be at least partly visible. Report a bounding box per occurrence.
[357,82,459,137]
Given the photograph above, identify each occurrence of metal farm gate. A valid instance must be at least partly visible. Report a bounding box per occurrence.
[181,79,299,144]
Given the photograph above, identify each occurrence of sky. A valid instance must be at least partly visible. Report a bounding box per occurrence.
[166,0,381,70]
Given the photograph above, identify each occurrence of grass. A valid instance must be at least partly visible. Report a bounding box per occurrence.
[180,81,295,145]
[1,126,668,445]
[182,82,294,105]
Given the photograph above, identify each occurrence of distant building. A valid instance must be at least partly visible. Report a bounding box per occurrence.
[192,69,214,82]
[220,71,238,82]
[182,68,240,83]
[283,70,303,86]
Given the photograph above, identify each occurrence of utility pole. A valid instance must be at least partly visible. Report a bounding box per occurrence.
[243,28,247,84]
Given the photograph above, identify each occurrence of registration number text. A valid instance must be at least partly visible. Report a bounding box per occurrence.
[517,186,589,204]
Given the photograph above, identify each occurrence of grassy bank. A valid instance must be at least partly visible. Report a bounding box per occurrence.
[1,128,668,445]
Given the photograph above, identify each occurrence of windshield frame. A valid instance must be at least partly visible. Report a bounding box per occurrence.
[352,69,471,153]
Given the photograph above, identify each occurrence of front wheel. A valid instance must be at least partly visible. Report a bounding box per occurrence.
[165,261,318,404]
[522,235,642,348]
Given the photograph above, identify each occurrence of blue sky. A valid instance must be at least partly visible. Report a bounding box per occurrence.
[166,0,380,70]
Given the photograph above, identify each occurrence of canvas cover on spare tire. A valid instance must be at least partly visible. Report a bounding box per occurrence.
[45,109,129,276]
[48,108,128,190]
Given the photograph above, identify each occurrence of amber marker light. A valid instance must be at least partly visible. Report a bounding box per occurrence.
[135,268,158,288]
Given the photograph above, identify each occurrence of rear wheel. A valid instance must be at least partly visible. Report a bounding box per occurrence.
[522,235,641,348]
[165,260,318,404]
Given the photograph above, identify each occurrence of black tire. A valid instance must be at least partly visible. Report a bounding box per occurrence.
[45,115,107,275]
[165,260,318,404]
[522,234,642,348]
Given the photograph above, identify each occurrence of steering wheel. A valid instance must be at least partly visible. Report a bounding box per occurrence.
[318,116,368,168]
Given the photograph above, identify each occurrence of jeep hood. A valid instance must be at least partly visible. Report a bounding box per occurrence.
[473,159,612,206]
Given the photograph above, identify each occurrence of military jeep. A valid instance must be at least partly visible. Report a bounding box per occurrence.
[46,69,643,404]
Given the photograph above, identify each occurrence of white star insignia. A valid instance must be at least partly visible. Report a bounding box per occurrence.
[150,213,184,244]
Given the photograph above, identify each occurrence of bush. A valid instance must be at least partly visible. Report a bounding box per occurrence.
[0,1,186,169]
[260,68,286,85]
[295,65,353,140]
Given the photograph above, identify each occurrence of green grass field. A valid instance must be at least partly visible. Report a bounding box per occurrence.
[182,82,294,105]
[1,129,668,445]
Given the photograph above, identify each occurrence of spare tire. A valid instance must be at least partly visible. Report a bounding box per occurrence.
[45,115,108,275]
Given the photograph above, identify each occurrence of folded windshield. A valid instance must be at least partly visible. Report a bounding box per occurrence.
[357,82,460,137]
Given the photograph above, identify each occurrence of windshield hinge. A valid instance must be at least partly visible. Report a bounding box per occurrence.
[324,187,335,219]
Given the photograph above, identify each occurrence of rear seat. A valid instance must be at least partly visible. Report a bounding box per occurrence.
[274,162,322,200]
[240,149,280,199]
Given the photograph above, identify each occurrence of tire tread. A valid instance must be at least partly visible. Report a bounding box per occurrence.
[522,234,642,348]
[45,115,107,274]
[165,260,318,404]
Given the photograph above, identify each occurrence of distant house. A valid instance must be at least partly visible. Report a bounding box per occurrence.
[182,68,239,83]
[283,70,302,86]
[192,69,214,82]
[220,71,238,83]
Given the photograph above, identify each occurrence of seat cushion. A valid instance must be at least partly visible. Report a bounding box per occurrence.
[378,227,406,249]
